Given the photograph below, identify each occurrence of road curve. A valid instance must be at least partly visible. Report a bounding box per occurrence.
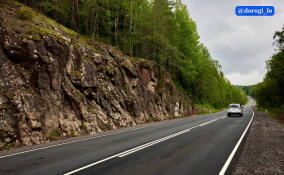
[0,101,254,175]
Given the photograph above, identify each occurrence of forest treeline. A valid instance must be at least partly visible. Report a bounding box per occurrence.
[254,26,284,111]
[16,0,247,108]
[236,85,256,98]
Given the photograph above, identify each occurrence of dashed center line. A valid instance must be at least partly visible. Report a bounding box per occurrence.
[64,116,226,175]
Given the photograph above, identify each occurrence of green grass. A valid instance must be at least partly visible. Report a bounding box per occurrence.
[267,112,283,126]
[197,110,209,115]
[255,105,266,112]
[256,105,283,113]
[195,103,225,115]
[256,105,284,126]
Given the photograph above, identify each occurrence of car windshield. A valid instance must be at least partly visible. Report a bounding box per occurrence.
[229,104,240,108]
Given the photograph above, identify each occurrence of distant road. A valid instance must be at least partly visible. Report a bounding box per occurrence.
[0,101,254,175]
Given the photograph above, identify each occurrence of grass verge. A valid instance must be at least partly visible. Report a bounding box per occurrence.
[256,106,284,126]
[195,104,225,115]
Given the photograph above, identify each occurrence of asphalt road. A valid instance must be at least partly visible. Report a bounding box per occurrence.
[0,101,254,175]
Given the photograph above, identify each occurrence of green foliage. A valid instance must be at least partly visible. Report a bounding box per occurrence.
[15,0,247,108]
[70,129,76,137]
[236,85,256,98]
[81,122,87,129]
[49,128,61,137]
[255,25,284,110]
[0,143,12,150]
[152,116,161,122]
[195,103,225,115]
[72,69,82,79]
[256,106,284,126]
[17,7,34,20]
[273,26,284,51]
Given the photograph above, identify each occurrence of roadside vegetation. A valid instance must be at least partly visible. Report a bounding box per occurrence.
[240,26,284,124]
[256,107,284,126]
[236,85,256,98]
[195,104,226,115]
[255,25,284,109]
[255,25,284,123]
[15,0,247,108]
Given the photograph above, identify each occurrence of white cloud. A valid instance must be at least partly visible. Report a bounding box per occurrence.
[226,71,264,85]
[183,0,284,85]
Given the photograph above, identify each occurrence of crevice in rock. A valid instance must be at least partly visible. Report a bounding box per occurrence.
[62,88,84,121]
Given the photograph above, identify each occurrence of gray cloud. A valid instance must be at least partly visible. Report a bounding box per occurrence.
[183,0,284,85]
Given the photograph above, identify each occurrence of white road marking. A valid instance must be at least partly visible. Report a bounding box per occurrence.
[0,112,225,159]
[219,106,254,175]
[0,122,164,159]
[64,116,226,175]
[198,116,226,127]
[117,128,192,158]
[198,119,218,127]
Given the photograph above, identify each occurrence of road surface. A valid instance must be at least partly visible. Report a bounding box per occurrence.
[0,101,254,175]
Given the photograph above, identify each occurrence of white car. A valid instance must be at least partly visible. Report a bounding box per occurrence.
[227,104,243,117]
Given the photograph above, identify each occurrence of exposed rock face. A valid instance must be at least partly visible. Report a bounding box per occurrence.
[0,2,193,148]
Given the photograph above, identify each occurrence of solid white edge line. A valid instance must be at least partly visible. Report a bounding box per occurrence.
[218,106,254,175]
[64,116,226,175]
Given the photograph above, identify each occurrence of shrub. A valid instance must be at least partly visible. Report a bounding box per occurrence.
[152,116,161,122]
[17,7,34,21]
[49,128,61,137]
[70,129,76,137]
[0,143,12,151]
[145,118,150,123]
[280,104,284,112]
[81,122,87,129]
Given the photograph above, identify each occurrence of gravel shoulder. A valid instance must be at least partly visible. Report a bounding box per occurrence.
[231,108,284,175]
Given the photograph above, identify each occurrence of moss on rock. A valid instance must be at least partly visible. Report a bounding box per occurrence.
[17,6,34,21]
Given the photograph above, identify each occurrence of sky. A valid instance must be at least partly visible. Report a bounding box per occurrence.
[183,0,284,85]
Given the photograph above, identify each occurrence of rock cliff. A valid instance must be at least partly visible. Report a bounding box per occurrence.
[0,1,193,149]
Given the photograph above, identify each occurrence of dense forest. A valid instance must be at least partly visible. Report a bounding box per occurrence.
[236,85,256,98]
[254,26,284,111]
[16,0,247,108]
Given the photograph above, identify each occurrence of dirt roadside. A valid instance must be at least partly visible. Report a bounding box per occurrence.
[230,108,284,175]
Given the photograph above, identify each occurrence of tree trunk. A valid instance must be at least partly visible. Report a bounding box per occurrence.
[107,0,111,43]
[90,0,95,36]
[114,0,119,44]
[73,0,79,32]
[91,0,99,40]
[129,0,134,56]
[196,80,199,102]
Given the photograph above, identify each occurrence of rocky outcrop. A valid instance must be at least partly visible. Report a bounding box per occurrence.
[0,1,193,149]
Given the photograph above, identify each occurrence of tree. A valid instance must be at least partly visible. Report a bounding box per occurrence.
[15,0,248,109]
[255,25,284,110]
[72,0,79,32]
